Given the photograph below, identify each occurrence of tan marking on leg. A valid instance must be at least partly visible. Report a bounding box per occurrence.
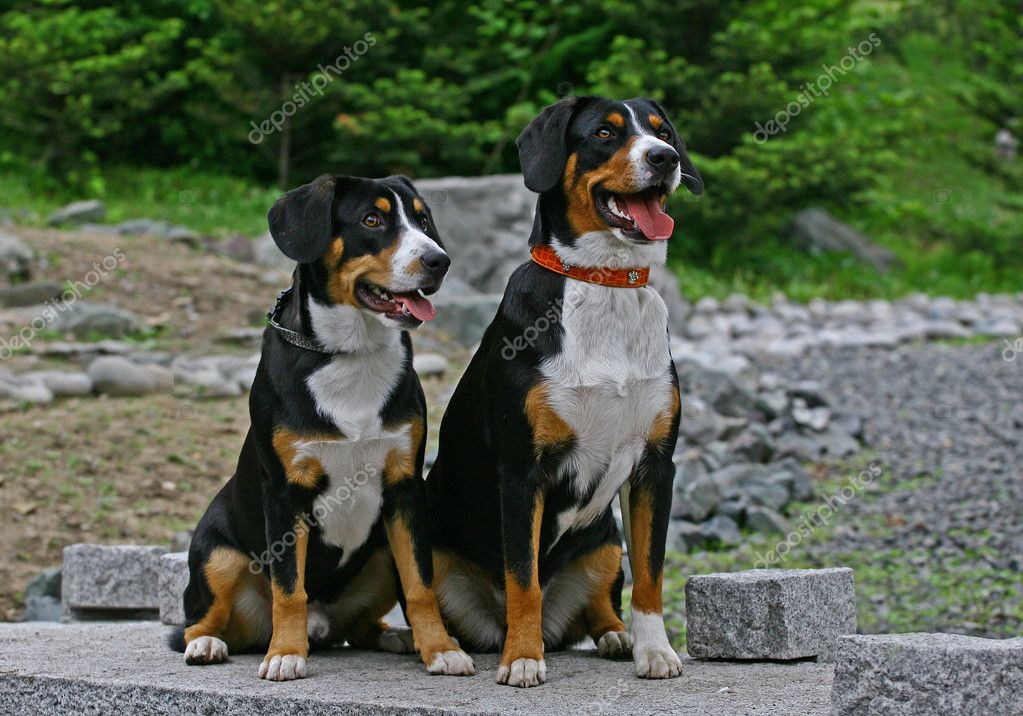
[374,197,392,212]
[577,544,627,641]
[265,522,310,660]
[628,490,662,614]
[272,428,340,489]
[501,494,545,666]
[524,383,574,459]
[387,515,460,665]
[648,385,680,447]
[184,547,252,645]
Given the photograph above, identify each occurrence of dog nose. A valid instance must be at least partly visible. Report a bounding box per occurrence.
[646,145,680,170]
[420,249,450,276]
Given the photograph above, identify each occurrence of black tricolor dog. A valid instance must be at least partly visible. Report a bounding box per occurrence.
[172,174,473,680]
[426,97,702,687]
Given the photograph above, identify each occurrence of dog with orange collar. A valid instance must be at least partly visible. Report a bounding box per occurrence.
[426,96,703,687]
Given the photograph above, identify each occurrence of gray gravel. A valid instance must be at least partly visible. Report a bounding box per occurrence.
[774,341,1023,637]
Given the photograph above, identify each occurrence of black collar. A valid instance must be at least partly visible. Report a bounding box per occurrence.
[266,285,340,354]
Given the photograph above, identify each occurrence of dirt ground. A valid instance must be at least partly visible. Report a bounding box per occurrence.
[0,227,460,620]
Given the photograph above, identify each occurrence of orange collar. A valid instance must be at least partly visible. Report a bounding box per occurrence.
[529,245,650,288]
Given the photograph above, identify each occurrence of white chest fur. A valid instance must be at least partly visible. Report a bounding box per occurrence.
[301,335,408,565]
[540,283,672,543]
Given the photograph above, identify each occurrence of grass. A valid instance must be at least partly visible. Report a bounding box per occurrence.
[657,459,1023,646]
[0,159,278,238]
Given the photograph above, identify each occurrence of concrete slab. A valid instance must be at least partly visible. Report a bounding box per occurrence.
[0,622,833,715]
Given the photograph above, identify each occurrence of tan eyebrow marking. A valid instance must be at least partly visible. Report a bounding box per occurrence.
[412,198,424,212]
[648,114,663,130]
[607,112,625,127]
[374,197,391,212]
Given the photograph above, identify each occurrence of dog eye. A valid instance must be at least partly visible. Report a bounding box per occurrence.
[362,213,382,228]
[657,129,672,141]
[595,126,613,139]
[419,216,430,231]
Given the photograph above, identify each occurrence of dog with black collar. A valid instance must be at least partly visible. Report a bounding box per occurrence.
[171,174,474,681]
[426,96,703,687]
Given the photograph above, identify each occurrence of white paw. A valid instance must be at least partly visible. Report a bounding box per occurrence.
[634,645,682,679]
[427,649,475,676]
[378,626,416,655]
[184,636,228,665]
[258,654,308,681]
[496,658,546,688]
[307,610,331,643]
[597,631,634,659]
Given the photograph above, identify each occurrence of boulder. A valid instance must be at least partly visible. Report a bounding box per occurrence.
[787,208,900,273]
[0,230,33,281]
[413,352,449,378]
[23,370,94,397]
[50,301,142,339]
[48,200,106,226]
[0,281,62,307]
[88,356,156,396]
[414,175,535,295]
[20,567,62,623]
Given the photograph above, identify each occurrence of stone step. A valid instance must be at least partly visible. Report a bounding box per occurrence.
[62,544,167,620]
[830,633,1023,715]
[0,622,833,715]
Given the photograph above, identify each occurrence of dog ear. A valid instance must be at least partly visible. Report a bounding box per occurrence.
[516,97,580,194]
[647,100,704,196]
[267,174,338,263]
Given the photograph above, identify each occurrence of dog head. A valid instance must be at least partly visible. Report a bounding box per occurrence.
[268,174,448,330]
[517,96,702,255]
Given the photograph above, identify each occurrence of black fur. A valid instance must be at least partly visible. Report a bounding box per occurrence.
[175,175,444,655]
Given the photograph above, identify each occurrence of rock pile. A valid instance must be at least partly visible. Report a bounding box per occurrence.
[668,354,863,551]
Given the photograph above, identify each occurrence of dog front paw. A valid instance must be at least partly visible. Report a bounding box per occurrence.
[633,645,682,679]
[496,658,546,688]
[596,630,634,660]
[184,635,229,665]
[258,653,308,681]
[427,648,475,676]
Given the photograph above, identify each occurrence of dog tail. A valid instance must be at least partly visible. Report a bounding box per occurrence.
[167,625,187,653]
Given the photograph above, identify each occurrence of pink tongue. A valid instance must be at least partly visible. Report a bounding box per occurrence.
[620,193,674,241]
[394,292,436,321]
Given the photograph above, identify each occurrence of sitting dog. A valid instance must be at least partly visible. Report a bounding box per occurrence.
[172,174,474,681]
[426,96,703,687]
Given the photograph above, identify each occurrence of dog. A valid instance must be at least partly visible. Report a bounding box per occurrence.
[171,174,474,681]
[426,96,703,687]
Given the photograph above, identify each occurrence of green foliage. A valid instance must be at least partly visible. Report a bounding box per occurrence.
[0,1,1020,296]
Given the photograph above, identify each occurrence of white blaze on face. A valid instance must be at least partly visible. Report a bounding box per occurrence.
[623,103,682,193]
[387,193,447,293]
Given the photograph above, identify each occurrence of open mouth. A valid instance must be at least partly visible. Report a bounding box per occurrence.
[355,281,437,325]
[594,185,674,241]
